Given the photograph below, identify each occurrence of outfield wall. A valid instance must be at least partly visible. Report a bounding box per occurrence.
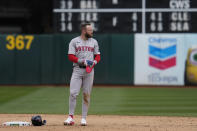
[0,34,134,85]
[1,34,197,85]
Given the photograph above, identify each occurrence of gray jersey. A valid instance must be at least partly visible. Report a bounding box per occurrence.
[68,36,100,66]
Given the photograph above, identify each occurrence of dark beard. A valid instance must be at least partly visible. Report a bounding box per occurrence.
[85,33,92,38]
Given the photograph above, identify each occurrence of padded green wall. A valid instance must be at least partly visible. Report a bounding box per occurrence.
[0,34,134,85]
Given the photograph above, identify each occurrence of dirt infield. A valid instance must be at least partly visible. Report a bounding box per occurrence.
[0,114,197,131]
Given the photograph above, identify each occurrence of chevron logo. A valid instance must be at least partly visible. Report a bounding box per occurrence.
[148,37,177,70]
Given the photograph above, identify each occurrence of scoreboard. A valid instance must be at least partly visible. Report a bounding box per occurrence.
[53,0,197,33]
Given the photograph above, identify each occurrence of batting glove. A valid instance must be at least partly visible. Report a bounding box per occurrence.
[84,60,94,67]
[88,60,97,68]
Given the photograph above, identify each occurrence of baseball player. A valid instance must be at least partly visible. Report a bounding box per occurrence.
[64,23,100,126]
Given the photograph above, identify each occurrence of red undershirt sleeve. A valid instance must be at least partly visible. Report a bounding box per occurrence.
[68,54,78,63]
[94,54,101,63]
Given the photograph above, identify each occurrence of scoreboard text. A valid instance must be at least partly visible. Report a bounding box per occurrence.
[53,0,197,33]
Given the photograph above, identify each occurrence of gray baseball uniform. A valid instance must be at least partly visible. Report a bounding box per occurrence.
[68,36,100,119]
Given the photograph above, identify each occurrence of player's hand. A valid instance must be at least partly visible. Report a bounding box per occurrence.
[93,60,97,65]
[84,60,94,67]
[86,60,97,73]
[78,59,85,64]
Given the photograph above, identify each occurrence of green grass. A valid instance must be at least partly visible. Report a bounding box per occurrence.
[0,86,197,116]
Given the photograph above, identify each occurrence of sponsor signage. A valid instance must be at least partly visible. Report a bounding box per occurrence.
[134,34,197,85]
[148,37,177,70]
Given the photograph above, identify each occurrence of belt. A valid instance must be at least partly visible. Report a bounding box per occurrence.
[79,65,86,68]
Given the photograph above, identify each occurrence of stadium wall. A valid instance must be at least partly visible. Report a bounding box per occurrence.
[0,34,134,85]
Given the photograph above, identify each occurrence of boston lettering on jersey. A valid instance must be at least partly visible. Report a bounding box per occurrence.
[76,46,94,52]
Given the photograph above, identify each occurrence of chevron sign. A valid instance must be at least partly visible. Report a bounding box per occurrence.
[148,37,177,70]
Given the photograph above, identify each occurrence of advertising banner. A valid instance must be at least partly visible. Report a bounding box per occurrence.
[134,34,197,85]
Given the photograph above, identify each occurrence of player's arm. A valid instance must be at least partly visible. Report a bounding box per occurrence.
[93,40,101,65]
[68,54,85,64]
[93,54,101,65]
[68,54,78,63]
